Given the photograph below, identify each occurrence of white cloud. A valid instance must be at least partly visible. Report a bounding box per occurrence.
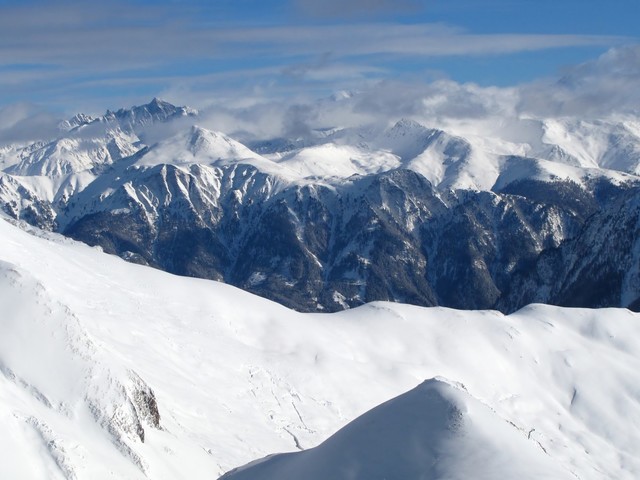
[293,0,424,18]
[188,45,640,142]
[0,0,637,150]
[0,0,627,107]
[0,103,61,144]
[519,45,640,117]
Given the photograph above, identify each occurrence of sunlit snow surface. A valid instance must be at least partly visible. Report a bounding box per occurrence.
[220,379,574,480]
[1,215,639,479]
[3,113,640,225]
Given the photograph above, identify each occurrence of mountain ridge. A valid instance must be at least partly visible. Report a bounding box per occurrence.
[1,99,640,313]
[220,378,574,480]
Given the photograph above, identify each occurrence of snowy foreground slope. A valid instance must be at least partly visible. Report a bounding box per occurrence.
[1,215,640,479]
[220,379,573,480]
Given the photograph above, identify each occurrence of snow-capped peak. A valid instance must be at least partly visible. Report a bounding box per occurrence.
[132,125,298,180]
[58,113,97,132]
[138,125,262,166]
[103,98,198,133]
[388,117,431,134]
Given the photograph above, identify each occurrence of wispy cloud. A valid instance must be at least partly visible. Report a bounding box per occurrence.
[0,0,630,112]
[190,45,640,142]
[0,4,620,67]
[0,103,60,143]
[519,45,640,117]
[292,0,424,18]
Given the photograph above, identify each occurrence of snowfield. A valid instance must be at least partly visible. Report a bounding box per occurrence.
[1,214,640,479]
[220,379,575,480]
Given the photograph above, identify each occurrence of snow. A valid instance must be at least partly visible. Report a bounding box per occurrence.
[492,155,634,191]
[3,107,640,230]
[220,378,574,480]
[273,143,400,179]
[138,126,300,181]
[256,117,640,190]
[3,100,640,478]
[0,215,640,479]
[539,117,640,174]
[247,271,267,286]
[6,128,139,178]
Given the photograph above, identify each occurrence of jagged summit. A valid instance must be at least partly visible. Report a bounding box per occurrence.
[58,113,97,132]
[57,99,198,137]
[1,99,201,179]
[103,98,198,132]
[389,117,430,132]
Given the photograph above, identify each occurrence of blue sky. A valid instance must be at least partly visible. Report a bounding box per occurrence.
[0,0,637,114]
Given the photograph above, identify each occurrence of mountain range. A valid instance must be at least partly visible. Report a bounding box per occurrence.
[1,98,639,312]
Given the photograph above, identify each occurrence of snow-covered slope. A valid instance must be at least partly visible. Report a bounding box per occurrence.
[221,379,573,480]
[1,215,640,479]
[139,126,263,167]
[136,125,297,180]
[267,119,500,189]
[492,155,634,192]
[261,117,639,190]
[536,117,640,173]
[272,142,400,179]
[5,127,138,178]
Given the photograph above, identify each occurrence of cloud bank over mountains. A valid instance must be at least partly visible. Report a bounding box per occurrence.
[180,45,640,142]
[519,45,640,117]
[0,35,638,145]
